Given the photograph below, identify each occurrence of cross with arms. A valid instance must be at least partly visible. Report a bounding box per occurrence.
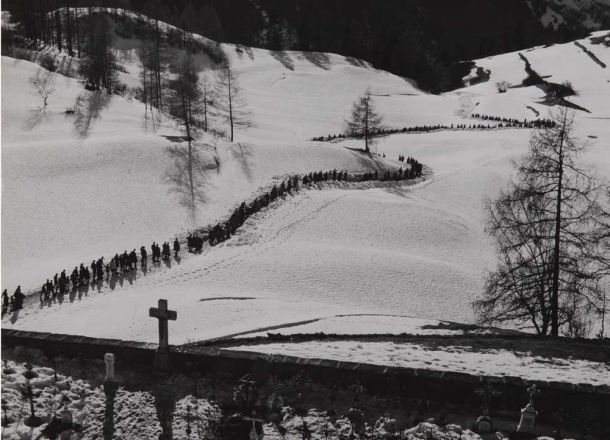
[149,299,177,350]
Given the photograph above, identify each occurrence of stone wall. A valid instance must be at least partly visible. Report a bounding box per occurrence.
[2,328,609,424]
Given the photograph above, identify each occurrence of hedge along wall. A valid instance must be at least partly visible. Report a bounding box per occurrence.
[2,328,609,424]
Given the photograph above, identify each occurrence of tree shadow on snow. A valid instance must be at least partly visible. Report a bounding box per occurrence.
[164,142,218,220]
[230,142,256,182]
[72,90,112,139]
[103,382,118,440]
[235,44,254,60]
[153,383,176,440]
[270,50,295,71]
[346,148,387,172]
[345,56,370,69]
[300,51,331,70]
[23,107,49,131]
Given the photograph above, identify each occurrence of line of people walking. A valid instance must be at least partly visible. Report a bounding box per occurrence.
[1,286,24,315]
[1,239,182,316]
[2,162,424,316]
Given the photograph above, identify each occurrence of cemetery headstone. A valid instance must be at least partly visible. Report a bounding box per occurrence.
[104,353,116,382]
[476,415,493,434]
[517,384,539,434]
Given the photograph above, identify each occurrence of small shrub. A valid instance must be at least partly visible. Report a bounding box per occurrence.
[495,80,509,93]
[561,80,576,96]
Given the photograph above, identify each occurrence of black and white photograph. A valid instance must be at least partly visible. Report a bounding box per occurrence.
[1,0,609,438]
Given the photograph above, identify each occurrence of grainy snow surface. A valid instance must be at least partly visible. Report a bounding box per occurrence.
[2,16,610,343]
[225,341,610,387]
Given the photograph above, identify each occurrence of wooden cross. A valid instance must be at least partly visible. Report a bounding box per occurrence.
[149,299,177,350]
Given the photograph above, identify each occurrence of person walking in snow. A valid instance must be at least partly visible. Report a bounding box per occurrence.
[96,258,104,279]
[140,246,147,263]
[108,257,117,276]
[151,243,157,263]
[71,267,79,288]
[1,289,8,315]
[47,279,53,295]
[13,286,24,310]
[173,239,180,258]
[129,249,137,270]
[58,276,66,295]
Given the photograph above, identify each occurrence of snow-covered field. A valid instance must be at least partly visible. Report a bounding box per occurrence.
[2,14,610,343]
[225,341,610,387]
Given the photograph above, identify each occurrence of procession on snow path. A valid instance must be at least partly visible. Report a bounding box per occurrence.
[2,162,423,317]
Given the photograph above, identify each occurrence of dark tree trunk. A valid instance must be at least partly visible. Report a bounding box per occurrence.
[55,10,62,51]
[66,6,73,56]
[550,112,567,337]
[75,8,80,57]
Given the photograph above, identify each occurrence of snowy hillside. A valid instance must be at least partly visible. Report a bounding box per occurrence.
[2,10,610,341]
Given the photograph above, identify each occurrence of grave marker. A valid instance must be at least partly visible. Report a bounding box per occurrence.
[104,353,116,382]
[149,299,177,372]
[517,384,539,434]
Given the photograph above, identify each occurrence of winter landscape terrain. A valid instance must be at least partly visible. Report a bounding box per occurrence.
[2,18,610,342]
[1,5,610,440]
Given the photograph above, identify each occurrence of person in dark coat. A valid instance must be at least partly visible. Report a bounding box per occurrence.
[2,289,8,315]
[173,239,180,257]
[13,286,24,310]
[130,249,137,269]
[121,252,128,272]
[71,267,79,288]
[140,246,147,263]
[96,258,104,279]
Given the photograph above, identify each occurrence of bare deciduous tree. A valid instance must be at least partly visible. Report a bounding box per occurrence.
[214,63,252,142]
[167,49,202,212]
[201,70,214,132]
[475,107,610,337]
[30,70,54,108]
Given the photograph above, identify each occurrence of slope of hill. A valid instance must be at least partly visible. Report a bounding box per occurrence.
[2,10,609,341]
